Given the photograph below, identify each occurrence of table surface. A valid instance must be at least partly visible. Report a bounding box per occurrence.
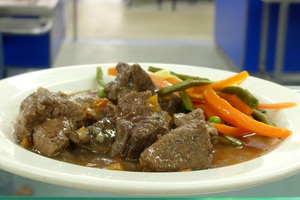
[8,172,300,197]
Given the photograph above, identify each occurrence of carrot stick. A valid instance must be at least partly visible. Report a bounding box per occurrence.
[108,67,117,76]
[218,92,254,115]
[191,71,249,93]
[149,74,173,88]
[164,76,182,84]
[211,123,250,137]
[203,86,292,138]
[188,92,203,100]
[190,96,205,104]
[258,102,297,110]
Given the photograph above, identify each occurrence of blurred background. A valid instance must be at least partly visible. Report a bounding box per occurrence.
[57,0,231,70]
[1,0,300,197]
[1,0,300,83]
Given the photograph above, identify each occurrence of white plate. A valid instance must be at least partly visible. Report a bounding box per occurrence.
[1,63,300,196]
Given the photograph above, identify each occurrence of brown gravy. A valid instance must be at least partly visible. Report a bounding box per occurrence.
[18,90,283,172]
[52,134,282,171]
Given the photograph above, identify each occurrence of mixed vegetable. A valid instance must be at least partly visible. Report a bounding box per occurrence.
[100,65,296,147]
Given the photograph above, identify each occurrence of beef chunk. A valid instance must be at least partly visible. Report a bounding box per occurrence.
[14,88,85,144]
[79,98,116,126]
[173,108,205,127]
[140,123,213,171]
[174,108,218,144]
[69,118,116,154]
[70,92,116,125]
[89,102,116,124]
[139,108,218,172]
[111,91,169,159]
[104,62,156,103]
[103,62,181,115]
[158,94,182,116]
[33,117,73,156]
[14,87,120,157]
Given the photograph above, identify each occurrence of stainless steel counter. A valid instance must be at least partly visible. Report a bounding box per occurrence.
[0,0,59,16]
[0,0,65,76]
[0,0,59,35]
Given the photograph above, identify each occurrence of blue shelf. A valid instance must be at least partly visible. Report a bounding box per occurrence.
[215,0,300,73]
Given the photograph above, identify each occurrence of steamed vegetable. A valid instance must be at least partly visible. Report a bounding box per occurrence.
[189,71,249,93]
[218,134,243,147]
[220,86,259,109]
[96,67,106,88]
[218,92,254,115]
[203,86,292,138]
[157,79,211,95]
[148,66,210,81]
[258,102,297,109]
[106,66,295,140]
[179,90,194,111]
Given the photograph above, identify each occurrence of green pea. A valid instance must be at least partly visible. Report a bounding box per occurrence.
[209,116,221,124]
[98,89,105,98]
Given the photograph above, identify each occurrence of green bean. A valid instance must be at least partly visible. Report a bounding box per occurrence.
[98,89,106,98]
[96,66,106,88]
[148,66,210,81]
[157,79,211,95]
[218,134,243,147]
[179,90,194,111]
[221,86,259,109]
[252,109,275,126]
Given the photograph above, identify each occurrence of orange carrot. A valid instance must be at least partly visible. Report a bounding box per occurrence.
[108,67,118,76]
[211,123,250,137]
[146,94,160,112]
[190,97,205,104]
[164,76,182,84]
[92,98,109,109]
[187,92,203,100]
[203,86,292,138]
[258,102,297,110]
[149,74,173,88]
[190,71,249,93]
[218,92,254,115]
